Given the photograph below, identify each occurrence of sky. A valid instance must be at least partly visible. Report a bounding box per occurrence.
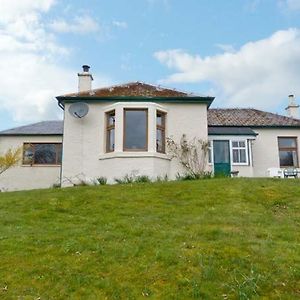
[1,0,300,130]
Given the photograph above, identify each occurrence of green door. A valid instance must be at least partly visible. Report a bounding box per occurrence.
[213,140,231,176]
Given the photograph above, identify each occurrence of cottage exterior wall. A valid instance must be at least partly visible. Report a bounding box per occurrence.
[61,101,209,185]
[0,135,62,191]
[252,128,300,177]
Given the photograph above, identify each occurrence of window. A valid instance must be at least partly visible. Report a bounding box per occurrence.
[278,137,298,167]
[23,143,62,165]
[156,111,166,153]
[231,140,247,164]
[106,110,115,152]
[124,109,148,151]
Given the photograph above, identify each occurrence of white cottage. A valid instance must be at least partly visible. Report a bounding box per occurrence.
[1,66,300,191]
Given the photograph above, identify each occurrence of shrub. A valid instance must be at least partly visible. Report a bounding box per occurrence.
[96,177,107,185]
[156,174,169,182]
[114,173,135,184]
[114,173,151,184]
[176,171,212,181]
[135,175,151,183]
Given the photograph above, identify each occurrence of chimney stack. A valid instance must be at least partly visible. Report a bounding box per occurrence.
[285,94,299,119]
[78,65,93,92]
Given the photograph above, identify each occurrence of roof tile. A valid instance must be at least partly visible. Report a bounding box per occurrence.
[208,109,300,127]
[61,82,195,98]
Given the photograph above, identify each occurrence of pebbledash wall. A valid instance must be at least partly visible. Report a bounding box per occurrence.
[61,101,209,186]
[0,135,62,191]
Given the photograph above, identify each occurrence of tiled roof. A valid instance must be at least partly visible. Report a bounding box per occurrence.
[60,82,196,98]
[208,109,300,127]
[0,121,63,136]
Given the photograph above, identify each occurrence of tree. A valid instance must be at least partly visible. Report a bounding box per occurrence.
[167,134,210,179]
[0,148,22,175]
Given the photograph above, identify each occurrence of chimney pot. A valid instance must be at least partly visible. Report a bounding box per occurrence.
[82,65,90,73]
[78,65,93,92]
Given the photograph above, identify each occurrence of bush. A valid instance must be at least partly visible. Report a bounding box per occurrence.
[156,174,169,182]
[114,173,135,184]
[114,173,152,184]
[135,175,151,183]
[176,171,212,181]
[96,177,107,185]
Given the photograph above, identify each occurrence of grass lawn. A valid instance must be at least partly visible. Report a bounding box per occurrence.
[0,178,299,299]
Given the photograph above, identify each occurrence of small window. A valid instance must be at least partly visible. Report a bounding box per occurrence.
[23,143,62,165]
[278,137,298,167]
[232,140,247,164]
[156,111,166,153]
[106,110,115,152]
[124,109,148,151]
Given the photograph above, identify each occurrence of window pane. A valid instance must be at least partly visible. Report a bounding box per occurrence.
[213,140,230,163]
[232,141,239,147]
[157,113,164,126]
[34,144,56,164]
[156,129,164,152]
[23,144,34,164]
[107,112,115,126]
[124,110,147,150]
[240,149,246,163]
[239,141,245,147]
[279,150,297,167]
[278,138,297,148]
[232,149,239,163]
[57,144,62,164]
[108,128,115,151]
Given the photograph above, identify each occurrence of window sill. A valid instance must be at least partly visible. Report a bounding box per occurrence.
[99,152,171,161]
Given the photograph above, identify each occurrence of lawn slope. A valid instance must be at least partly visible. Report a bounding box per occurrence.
[0,178,299,299]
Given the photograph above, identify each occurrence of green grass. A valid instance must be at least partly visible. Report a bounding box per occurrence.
[0,178,299,299]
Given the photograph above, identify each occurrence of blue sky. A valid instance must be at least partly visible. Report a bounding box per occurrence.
[1,0,300,130]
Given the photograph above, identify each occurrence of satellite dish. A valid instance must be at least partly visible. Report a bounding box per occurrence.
[68,102,89,118]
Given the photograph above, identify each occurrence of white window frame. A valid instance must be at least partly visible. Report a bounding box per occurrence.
[231,140,248,165]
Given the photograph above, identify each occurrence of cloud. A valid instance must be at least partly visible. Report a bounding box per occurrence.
[112,21,128,29]
[49,15,100,34]
[0,1,112,125]
[154,28,300,110]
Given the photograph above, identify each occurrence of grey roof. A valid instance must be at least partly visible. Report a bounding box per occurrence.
[208,109,300,127]
[208,126,257,136]
[0,121,63,136]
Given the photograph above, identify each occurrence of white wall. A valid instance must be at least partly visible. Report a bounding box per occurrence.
[0,135,62,191]
[252,128,300,177]
[61,101,209,185]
